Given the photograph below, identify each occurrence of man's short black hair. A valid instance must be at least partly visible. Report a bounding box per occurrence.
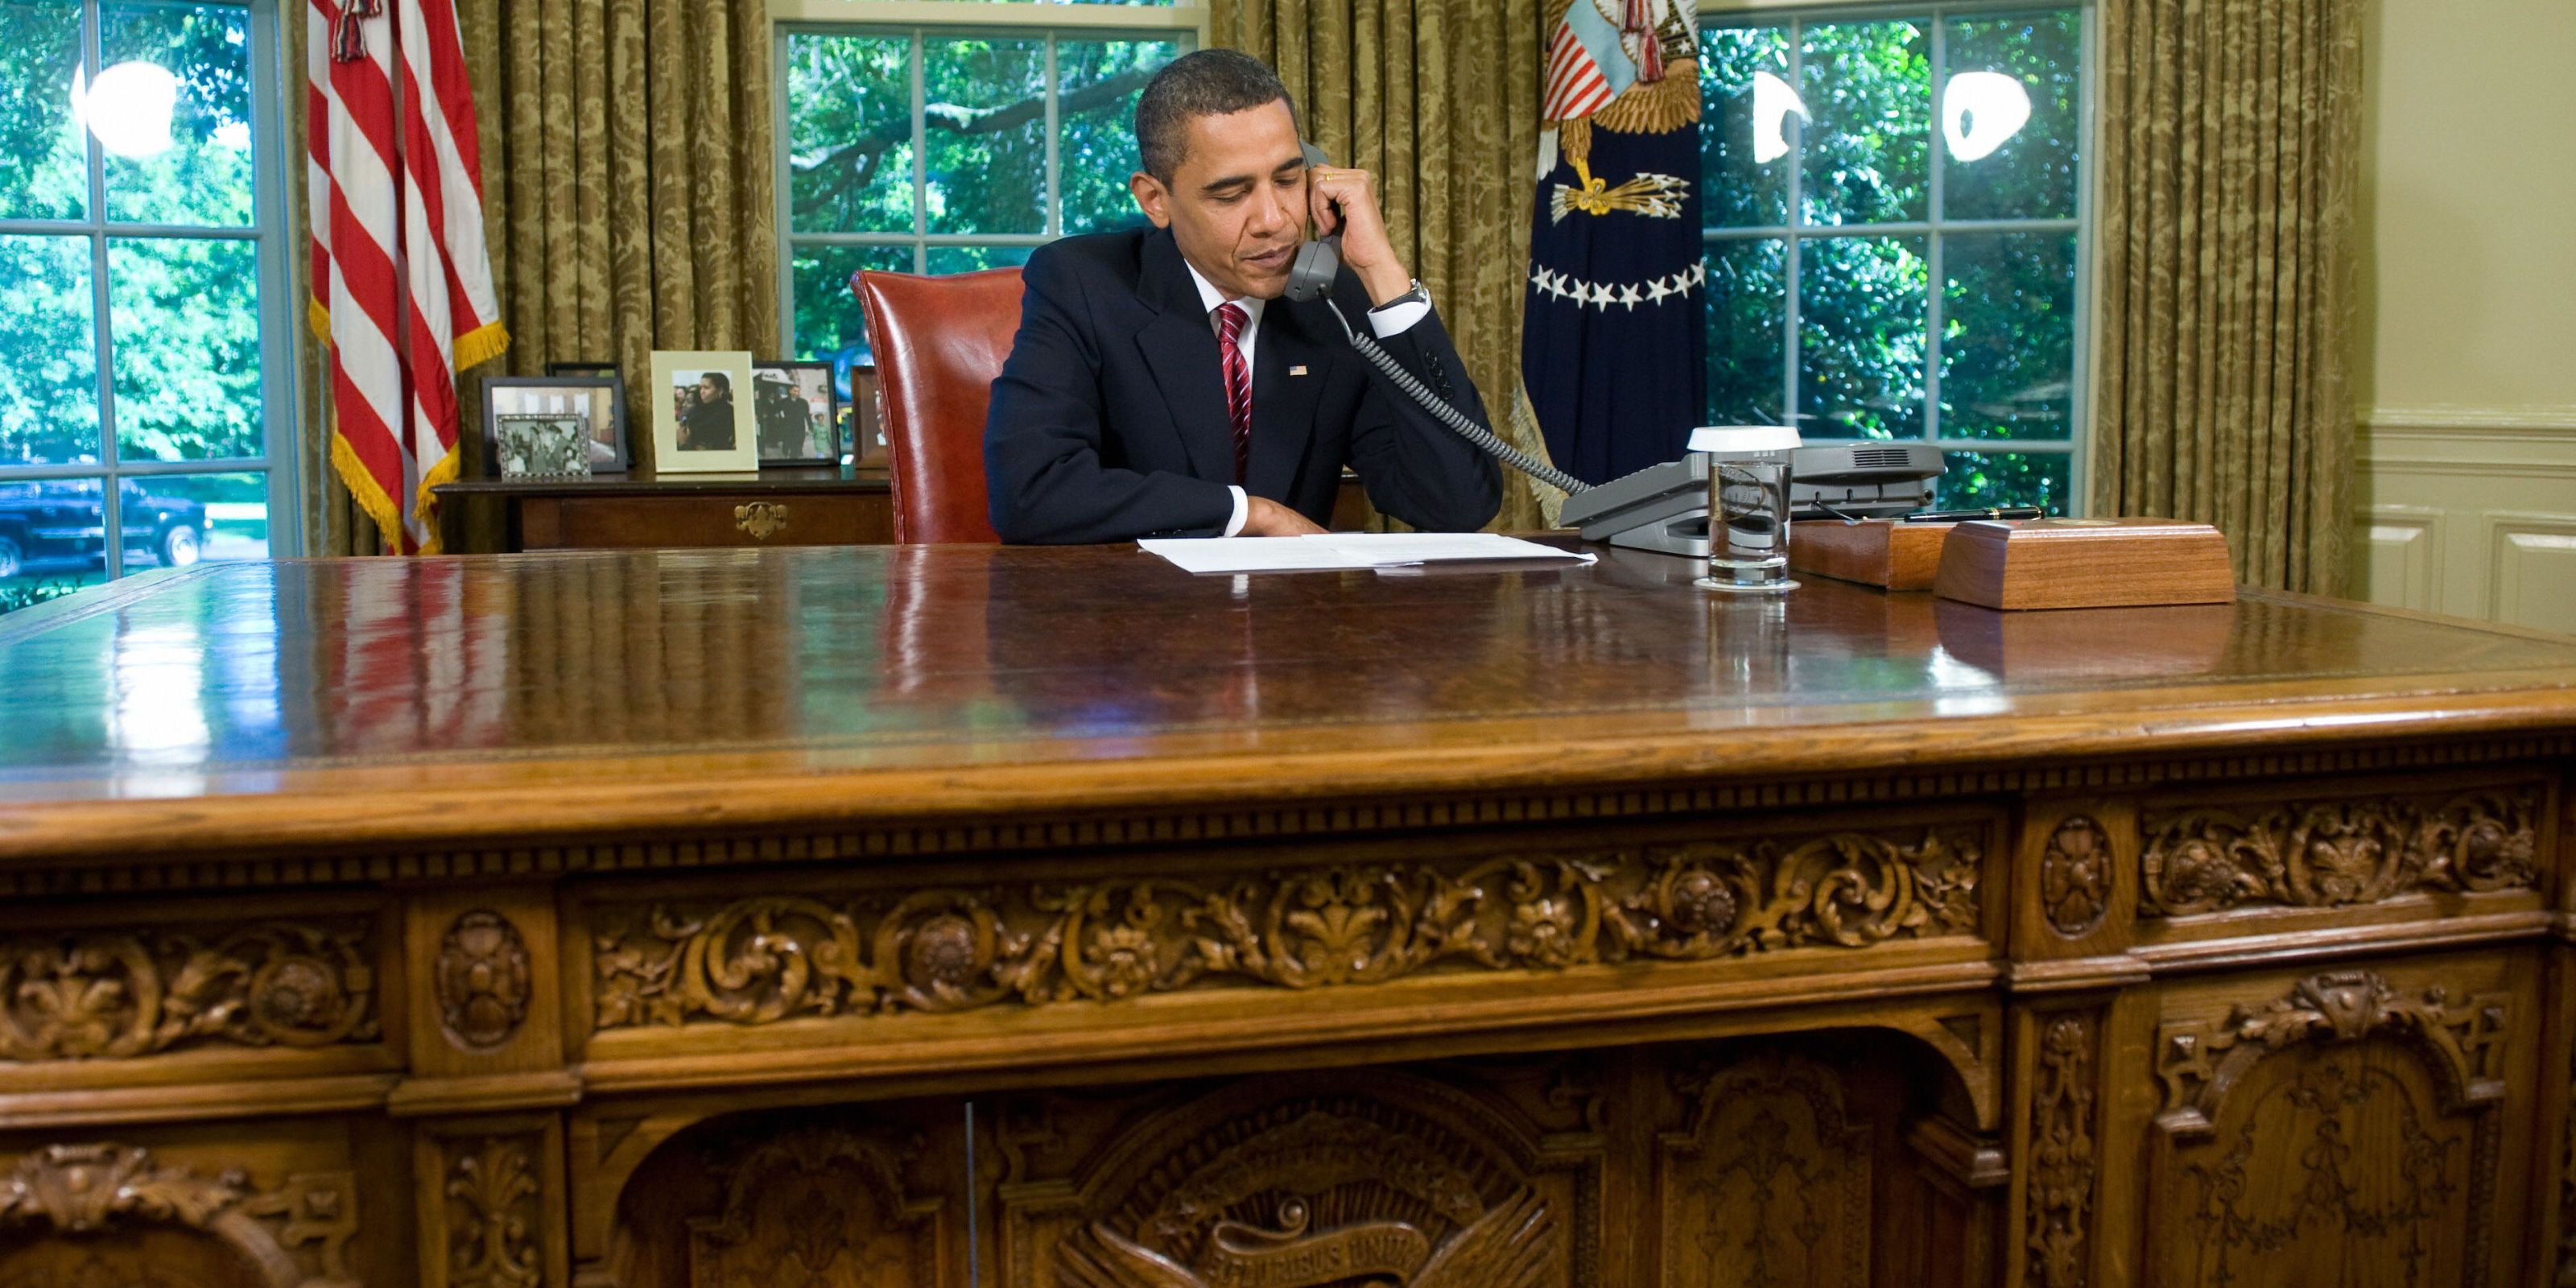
[1134,49,1301,184]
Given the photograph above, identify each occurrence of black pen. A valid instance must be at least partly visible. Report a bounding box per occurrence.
[1901,506,2046,523]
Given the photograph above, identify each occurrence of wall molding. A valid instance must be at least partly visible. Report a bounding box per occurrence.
[2352,408,2576,630]
[2363,407,2576,434]
[2355,504,2444,613]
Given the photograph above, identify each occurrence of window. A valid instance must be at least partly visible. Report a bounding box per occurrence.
[1699,6,2087,513]
[0,0,297,608]
[774,2,1195,423]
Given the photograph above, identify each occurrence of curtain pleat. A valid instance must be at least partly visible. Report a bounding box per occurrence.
[1214,0,1555,530]
[472,0,778,452]
[2094,0,2362,593]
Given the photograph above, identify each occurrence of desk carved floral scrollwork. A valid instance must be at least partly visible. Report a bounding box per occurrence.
[0,922,378,1062]
[590,828,1984,1030]
[2140,788,2540,916]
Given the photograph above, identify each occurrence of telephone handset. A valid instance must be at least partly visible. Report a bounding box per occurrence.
[1282,142,1590,495]
[1285,142,1343,303]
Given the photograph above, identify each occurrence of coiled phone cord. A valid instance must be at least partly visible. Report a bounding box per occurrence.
[1323,300,1596,497]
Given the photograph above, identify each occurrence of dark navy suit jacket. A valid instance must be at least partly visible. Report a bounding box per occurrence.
[983,226,1502,544]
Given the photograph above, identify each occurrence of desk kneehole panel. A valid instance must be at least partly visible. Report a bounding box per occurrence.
[517,491,894,550]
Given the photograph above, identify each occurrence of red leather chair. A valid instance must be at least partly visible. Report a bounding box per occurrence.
[851,266,1024,544]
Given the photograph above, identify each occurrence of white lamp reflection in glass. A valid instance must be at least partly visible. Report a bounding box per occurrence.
[71,60,180,159]
[1750,71,1808,164]
[1690,425,1802,594]
[1942,72,2032,163]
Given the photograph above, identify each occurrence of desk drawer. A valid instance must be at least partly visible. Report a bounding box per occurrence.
[519,491,894,550]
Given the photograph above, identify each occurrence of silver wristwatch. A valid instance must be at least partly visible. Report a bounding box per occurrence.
[1369,279,1430,312]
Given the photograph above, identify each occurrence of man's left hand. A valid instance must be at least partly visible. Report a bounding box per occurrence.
[1307,164,1413,308]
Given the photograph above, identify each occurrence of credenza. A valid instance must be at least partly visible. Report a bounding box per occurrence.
[0,541,2569,1288]
[431,470,1377,553]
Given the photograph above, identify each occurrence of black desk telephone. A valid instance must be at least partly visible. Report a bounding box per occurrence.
[1286,144,1592,497]
[1286,144,1940,554]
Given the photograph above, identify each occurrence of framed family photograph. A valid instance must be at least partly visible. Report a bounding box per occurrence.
[481,376,628,473]
[751,360,840,466]
[647,350,758,473]
[489,414,590,478]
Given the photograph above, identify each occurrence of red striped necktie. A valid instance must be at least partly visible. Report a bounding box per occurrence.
[1214,302,1253,484]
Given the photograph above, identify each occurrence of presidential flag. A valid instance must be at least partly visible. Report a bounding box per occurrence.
[308,0,508,554]
[1522,0,1703,486]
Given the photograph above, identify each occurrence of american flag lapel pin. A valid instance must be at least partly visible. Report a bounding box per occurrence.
[1290,365,1309,376]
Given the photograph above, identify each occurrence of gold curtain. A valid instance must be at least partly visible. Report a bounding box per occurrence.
[2092,0,2365,593]
[296,0,778,555]
[459,0,779,461]
[1212,0,1556,530]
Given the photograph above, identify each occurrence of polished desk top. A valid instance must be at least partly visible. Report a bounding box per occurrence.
[2,542,2573,858]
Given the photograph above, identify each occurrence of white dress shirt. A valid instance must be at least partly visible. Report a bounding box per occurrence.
[1181,258,1432,535]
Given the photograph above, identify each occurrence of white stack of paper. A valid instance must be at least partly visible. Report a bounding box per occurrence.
[1137,532,1596,575]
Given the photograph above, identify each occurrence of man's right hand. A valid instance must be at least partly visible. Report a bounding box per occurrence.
[1241,496,1327,536]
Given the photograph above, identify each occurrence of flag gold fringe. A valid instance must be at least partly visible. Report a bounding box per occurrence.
[329,430,405,556]
[412,445,463,554]
[450,320,510,374]
[1596,58,1702,135]
[308,298,331,345]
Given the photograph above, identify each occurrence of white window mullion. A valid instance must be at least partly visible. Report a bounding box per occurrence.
[910,31,927,274]
[1781,17,1803,431]
[80,0,126,579]
[1924,9,1946,444]
[1043,36,1061,237]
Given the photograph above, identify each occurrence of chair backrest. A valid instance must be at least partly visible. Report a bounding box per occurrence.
[852,266,1024,544]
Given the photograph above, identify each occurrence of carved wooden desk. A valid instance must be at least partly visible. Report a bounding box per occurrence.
[0,544,2570,1288]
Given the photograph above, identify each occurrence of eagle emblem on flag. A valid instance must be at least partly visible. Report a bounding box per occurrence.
[1521,0,1709,486]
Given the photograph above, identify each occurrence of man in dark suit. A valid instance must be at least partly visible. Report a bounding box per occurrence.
[984,50,1501,543]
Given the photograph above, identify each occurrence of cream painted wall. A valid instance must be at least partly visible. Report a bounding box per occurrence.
[2353,0,2576,632]
[2357,0,2576,411]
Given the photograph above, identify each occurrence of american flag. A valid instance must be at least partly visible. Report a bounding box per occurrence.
[307,0,508,555]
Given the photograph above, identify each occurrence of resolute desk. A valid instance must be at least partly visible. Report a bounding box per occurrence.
[0,542,2570,1288]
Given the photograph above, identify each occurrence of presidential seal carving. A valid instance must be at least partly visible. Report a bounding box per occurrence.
[1049,1085,1561,1288]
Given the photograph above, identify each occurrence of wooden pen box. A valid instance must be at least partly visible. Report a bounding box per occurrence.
[1788,518,1955,590]
[1933,517,2235,609]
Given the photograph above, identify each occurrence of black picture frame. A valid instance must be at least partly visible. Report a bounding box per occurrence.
[544,361,621,382]
[848,363,884,468]
[481,376,630,474]
[749,359,841,467]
